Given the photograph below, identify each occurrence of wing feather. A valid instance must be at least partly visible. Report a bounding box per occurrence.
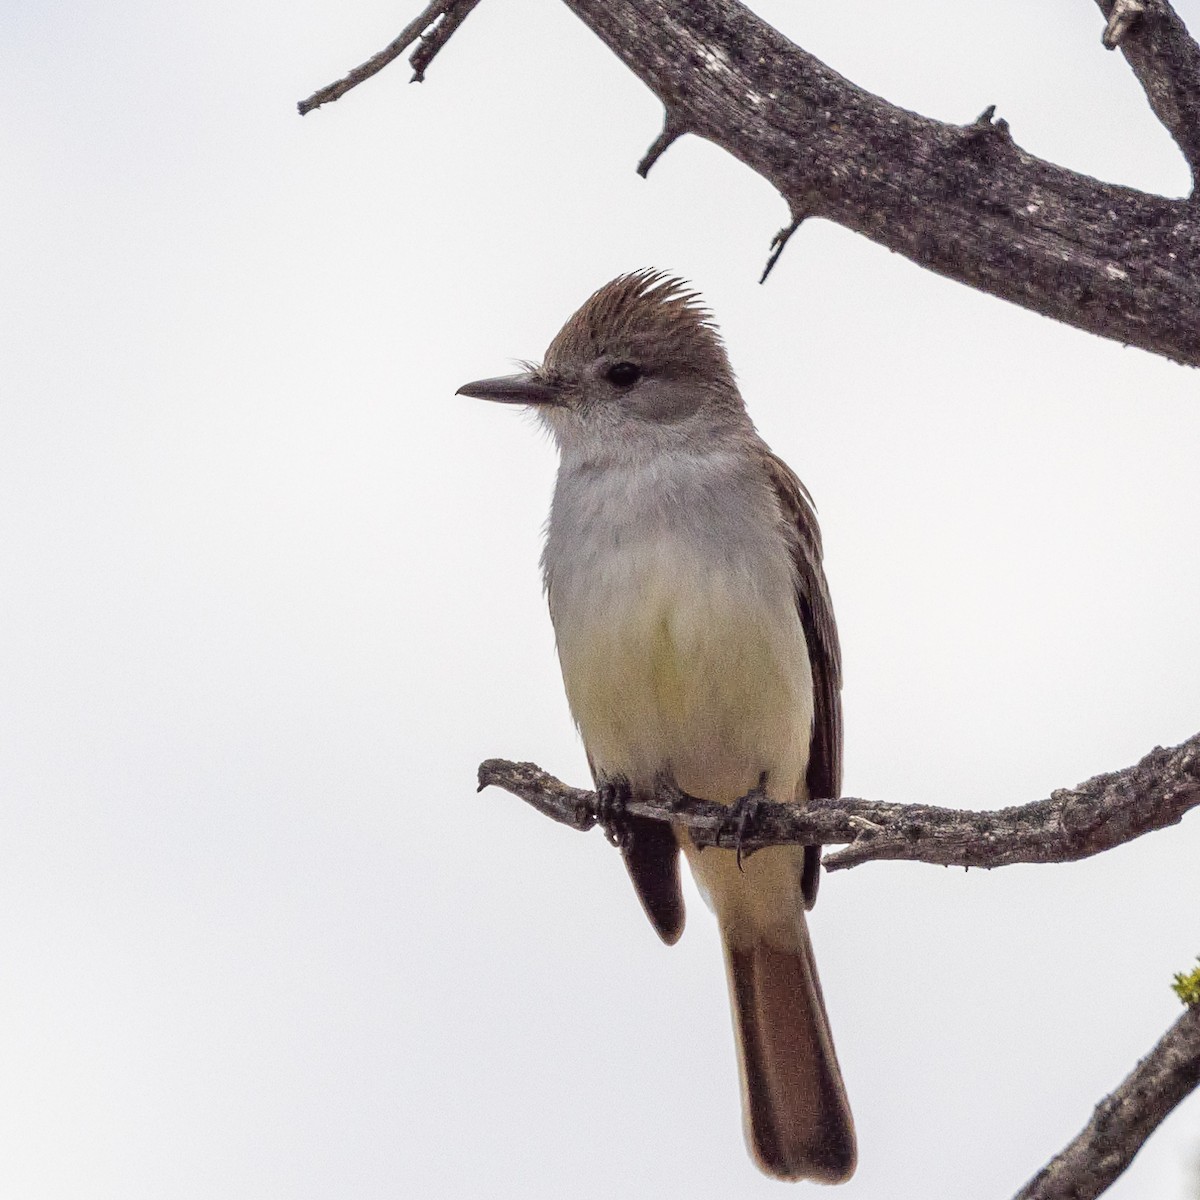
[760,451,843,908]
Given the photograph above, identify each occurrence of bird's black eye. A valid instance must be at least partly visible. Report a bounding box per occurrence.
[605,361,642,388]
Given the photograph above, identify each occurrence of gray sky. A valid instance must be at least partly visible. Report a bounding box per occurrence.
[2,0,1199,1196]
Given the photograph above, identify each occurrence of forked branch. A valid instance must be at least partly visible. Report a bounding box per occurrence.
[301,0,1200,366]
[297,0,480,114]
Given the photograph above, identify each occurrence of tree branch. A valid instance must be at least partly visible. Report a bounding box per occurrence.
[476,731,1200,871]
[556,0,1200,365]
[1095,0,1200,184]
[478,741,1200,1195]
[302,0,1200,365]
[1013,1001,1200,1200]
[297,0,480,115]
[477,741,1200,1195]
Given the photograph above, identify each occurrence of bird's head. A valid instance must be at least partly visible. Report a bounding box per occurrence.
[456,271,744,457]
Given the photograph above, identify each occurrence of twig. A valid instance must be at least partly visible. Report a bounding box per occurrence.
[298,0,480,115]
[636,112,685,178]
[759,208,804,283]
[411,0,482,82]
[1094,0,1200,184]
[476,731,1200,871]
[1012,1002,1200,1200]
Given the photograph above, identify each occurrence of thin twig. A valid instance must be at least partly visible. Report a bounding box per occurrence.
[636,112,685,177]
[476,731,1200,871]
[1013,1003,1200,1200]
[759,210,804,283]
[298,0,479,115]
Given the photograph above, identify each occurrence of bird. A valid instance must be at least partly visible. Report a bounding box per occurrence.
[456,270,855,1182]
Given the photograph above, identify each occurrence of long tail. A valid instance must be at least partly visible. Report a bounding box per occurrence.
[690,843,856,1182]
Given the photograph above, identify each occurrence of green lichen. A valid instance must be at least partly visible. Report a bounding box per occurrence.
[1171,957,1200,1007]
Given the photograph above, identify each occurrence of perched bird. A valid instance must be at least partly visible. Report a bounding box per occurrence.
[457,271,855,1182]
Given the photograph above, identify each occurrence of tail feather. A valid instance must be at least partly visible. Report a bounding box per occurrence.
[688,840,856,1182]
[726,930,856,1181]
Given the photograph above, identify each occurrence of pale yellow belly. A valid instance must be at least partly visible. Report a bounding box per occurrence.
[554,572,812,807]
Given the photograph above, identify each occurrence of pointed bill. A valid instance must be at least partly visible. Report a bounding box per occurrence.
[455,372,561,406]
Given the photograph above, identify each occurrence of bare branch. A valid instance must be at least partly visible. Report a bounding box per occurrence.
[554,0,1200,365]
[298,0,480,115]
[410,0,482,82]
[305,0,1200,363]
[477,731,1200,871]
[1095,0,1200,183]
[1013,1002,1200,1200]
[478,742,1200,1193]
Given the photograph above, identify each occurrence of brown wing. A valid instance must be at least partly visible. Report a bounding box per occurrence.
[586,753,685,946]
[761,451,843,909]
[618,815,685,945]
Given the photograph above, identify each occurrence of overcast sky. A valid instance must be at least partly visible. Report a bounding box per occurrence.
[3,0,1199,1197]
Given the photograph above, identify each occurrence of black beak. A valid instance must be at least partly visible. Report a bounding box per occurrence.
[455,372,561,406]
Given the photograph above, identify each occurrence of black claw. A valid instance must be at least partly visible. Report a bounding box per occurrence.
[596,776,633,849]
[720,771,769,870]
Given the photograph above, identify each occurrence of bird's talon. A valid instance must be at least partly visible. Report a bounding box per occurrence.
[596,776,633,848]
[721,771,769,870]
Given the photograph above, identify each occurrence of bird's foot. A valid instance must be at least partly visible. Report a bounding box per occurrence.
[653,771,698,814]
[596,776,633,849]
[719,771,769,871]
